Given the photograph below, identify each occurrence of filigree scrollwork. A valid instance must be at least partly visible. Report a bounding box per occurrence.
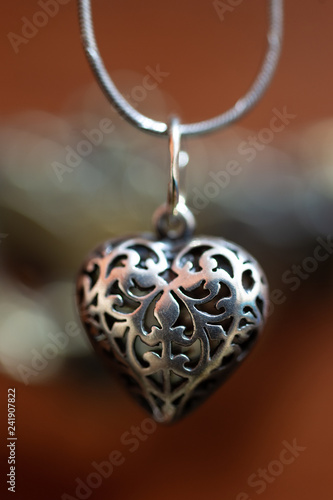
[77,236,268,423]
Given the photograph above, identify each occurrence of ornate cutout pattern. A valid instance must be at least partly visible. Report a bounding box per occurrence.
[77,236,268,423]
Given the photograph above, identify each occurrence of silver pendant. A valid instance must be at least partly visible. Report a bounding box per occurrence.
[76,119,268,423]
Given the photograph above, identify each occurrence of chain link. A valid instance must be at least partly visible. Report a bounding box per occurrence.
[78,0,283,137]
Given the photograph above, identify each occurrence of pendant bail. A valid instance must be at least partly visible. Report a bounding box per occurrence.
[168,116,181,215]
[153,117,195,240]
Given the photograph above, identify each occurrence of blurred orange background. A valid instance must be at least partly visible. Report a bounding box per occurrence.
[1,1,333,500]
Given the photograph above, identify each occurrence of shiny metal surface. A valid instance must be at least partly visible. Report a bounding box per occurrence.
[167,117,181,215]
[153,117,195,241]
[153,202,196,241]
[77,235,268,423]
[78,0,283,137]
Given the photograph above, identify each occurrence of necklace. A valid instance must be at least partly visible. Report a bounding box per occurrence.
[76,0,283,424]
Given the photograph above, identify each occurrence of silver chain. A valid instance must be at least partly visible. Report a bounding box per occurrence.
[78,0,283,137]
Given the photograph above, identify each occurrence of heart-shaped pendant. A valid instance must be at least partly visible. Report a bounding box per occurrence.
[77,235,268,423]
[76,0,283,424]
